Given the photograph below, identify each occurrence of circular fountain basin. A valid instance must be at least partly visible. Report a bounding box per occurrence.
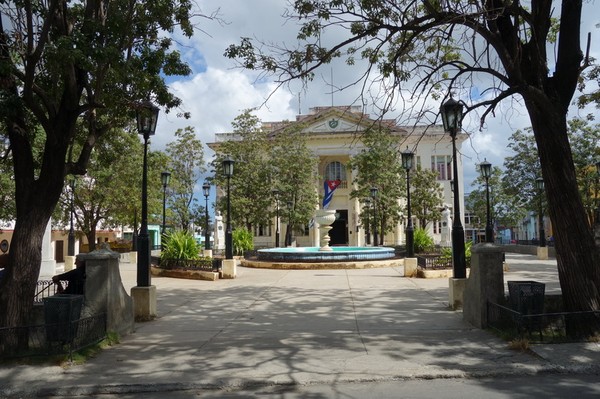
[257,246,396,263]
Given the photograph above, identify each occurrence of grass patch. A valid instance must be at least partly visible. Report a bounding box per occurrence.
[62,331,120,366]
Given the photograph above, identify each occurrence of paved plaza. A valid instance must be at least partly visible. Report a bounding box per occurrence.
[1,253,599,397]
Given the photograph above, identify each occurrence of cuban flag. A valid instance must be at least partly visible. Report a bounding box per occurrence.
[323,179,341,209]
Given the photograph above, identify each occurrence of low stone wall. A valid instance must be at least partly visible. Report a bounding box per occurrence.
[501,244,556,258]
[241,258,403,270]
[151,266,219,281]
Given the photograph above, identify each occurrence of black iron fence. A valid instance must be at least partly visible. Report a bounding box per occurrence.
[0,313,107,359]
[416,254,452,270]
[34,280,67,303]
[487,301,600,343]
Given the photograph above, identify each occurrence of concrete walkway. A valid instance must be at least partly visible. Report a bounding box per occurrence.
[1,253,599,397]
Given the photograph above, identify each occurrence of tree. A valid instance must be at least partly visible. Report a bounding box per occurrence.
[411,166,444,229]
[226,1,600,325]
[349,128,405,245]
[165,127,206,232]
[214,111,274,231]
[53,127,169,251]
[469,166,526,239]
[213,111,318,237]
[0,0,198,333]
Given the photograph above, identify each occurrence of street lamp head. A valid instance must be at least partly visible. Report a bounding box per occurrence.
[271,188,280,198]
[401,146,414,171]
[440,97,464,137]
[161,171,171,187]
[202,181,210,198]
[222,155,234,177]
[536,177,544,190]
[370,186,378,198]
[69,175,77,190]
[479,159,492,179]
[135,101,160,137]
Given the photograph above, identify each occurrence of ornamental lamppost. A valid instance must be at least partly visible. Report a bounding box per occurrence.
[479,159,493,243]
[286,200,293,247]
[272,189,280,247]
[160,171,171,238]
[441,97,466,279]
[370,187,379,246]
[595,161,600,246]
[536,177,546,248]
[401,147,415,257]
[67,176,77,256]
[222,156,234,260]
[202,181,211,250]
[136,101,159,287]
[364,198,371,246]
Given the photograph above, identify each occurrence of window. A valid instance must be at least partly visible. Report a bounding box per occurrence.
[431,155,452,181]
[433,221,441,234]
[254,224,271,237]
[325,161,346,181]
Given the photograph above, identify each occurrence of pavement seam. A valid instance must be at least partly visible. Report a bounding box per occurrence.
[345,270,369,355]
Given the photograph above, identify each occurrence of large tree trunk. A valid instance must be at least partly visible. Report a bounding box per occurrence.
[526,99,600,334]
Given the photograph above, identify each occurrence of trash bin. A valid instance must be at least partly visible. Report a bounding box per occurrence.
[43,294,84,344]
[507,281,545,315]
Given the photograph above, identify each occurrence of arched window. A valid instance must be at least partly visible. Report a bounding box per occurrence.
[325,161,346,181]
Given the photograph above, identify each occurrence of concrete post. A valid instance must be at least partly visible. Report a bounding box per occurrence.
[463,243,504,329]
[78,245,134,335]
[404,258,418,277]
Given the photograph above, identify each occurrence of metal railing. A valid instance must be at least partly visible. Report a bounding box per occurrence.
[0,313,107,359]
[487,301,600,343]
[34,280,66,303]
[416,254,452,269]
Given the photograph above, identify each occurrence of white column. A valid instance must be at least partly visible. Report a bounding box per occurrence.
[39,218,57,277]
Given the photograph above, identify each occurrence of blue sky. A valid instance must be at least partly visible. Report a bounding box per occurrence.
[154,1,600,203]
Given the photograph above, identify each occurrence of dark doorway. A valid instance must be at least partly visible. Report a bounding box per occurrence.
[55,240,64,262]
[329,210,348,246]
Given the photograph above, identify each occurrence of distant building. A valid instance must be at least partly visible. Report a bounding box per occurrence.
[208,106,467,247]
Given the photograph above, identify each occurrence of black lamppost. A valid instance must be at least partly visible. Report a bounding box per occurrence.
[222,156,234,259]
[272,189,280,247]
[160,171,171,237]
[536,177,546,248]
[370,187,379,246]
[364,198,371,246]
[202,181,211,250]
[401,147,415,257]
[68,176,77,256]
[286,200,293,247]
[136,101,159,287]
[441,97,466,279]
[479,159,493,243]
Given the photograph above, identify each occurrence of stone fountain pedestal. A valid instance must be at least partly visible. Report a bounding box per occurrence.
[315,209,337,251]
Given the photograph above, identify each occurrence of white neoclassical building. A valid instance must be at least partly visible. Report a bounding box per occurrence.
[209,105,466,248]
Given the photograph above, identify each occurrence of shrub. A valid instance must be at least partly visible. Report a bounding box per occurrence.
[413,228,434,253]
[440,240,473,266]
[161,230,201,261]
[233,228,254,256]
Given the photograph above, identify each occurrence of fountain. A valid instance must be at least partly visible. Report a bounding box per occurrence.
[244,209,398,269]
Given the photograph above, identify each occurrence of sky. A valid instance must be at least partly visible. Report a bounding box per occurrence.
[154,1,600,201]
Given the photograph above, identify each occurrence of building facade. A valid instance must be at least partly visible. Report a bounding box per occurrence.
[209,106,467,248]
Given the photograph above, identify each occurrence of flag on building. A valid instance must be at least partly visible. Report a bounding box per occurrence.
[323,179,341,209]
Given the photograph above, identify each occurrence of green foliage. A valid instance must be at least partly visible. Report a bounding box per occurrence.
[165,126,206,231]
[213,110,317,233]
[349,128,405,243]
[411,166,444,228]
[440,241,473,267]
[232,228,254,256]
[161,230,201,261]
[413,228,434,254]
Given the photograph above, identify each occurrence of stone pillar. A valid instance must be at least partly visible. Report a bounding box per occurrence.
[537,246,548,260]
[440,207,451,247]
[78,246,134,334]
[404,257,417,278]
[222,259,237,279]
[463,243,504,328]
